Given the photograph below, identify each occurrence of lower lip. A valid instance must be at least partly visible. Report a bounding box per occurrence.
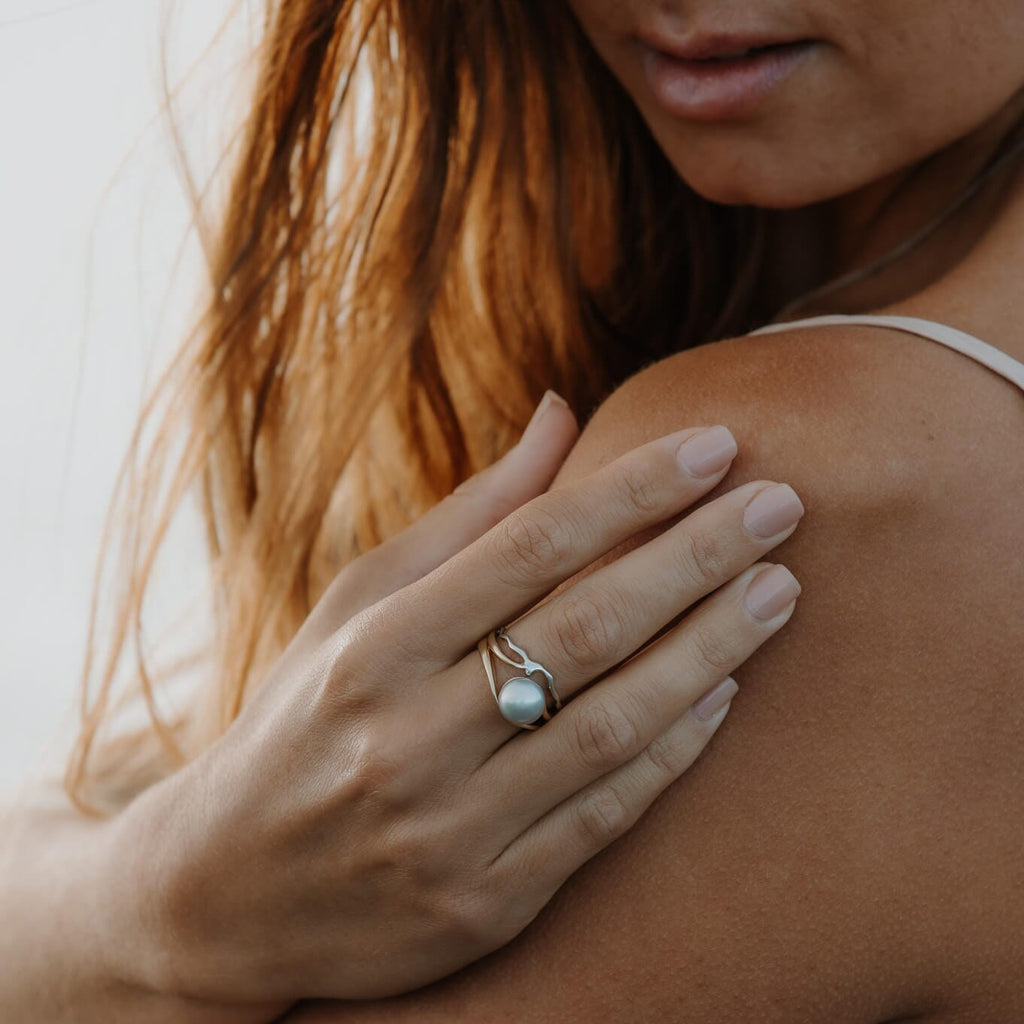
[640,40,817,122]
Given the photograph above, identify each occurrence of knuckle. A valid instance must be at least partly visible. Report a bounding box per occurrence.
[338,733,407,809]
[350,812,457,901]
[491,503,569,585]
[643,731,692,778]
[381,824,447,893]
[575,785,635,847]
[573,700,641,771]
[549,593,625,671]
[690,623,737,674]
[428,885,498,954]
[316,634,382,717]
[610,459,662,518]
[676,528,732,589]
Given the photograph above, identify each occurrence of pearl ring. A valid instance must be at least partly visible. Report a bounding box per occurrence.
[477,626,562,730]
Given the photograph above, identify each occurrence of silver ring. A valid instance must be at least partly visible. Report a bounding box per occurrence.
[477,625,562,730]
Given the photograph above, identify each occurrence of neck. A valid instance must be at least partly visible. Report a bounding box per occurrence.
[754,94,1024,322]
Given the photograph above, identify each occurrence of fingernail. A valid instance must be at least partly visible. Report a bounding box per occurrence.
[742,484,805,539]
[675,425,738,478]
[692,676,739,722]
[744,564,801,622]
[521,390,568,445]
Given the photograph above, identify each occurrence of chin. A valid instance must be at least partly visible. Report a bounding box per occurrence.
[661,149,848,210]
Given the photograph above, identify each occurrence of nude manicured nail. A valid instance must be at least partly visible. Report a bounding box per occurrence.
[744,565,801,622]
[742,484,805,538]
[675,426,738,478]
[693,676,739,722]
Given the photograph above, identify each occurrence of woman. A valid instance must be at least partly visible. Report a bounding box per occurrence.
[5,0,1024,1020]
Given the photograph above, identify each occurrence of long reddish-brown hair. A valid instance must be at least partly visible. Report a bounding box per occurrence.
[64,0,1024,813]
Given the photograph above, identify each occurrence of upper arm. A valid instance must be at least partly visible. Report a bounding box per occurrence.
[289,327,1024,1024]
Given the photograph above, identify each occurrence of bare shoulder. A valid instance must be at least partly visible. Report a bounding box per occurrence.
[283,325,1024,1023]
[558,324,1024,1018]
[578,319,1024,515]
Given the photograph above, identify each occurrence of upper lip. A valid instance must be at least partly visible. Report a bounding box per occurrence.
[637,30,806,61]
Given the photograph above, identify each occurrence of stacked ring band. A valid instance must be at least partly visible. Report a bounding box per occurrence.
[478,626,563,730]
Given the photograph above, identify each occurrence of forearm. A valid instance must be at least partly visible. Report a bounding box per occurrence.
[0,794,285,1024]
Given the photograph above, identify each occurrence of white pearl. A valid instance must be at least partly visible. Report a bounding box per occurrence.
[497,677,546,725]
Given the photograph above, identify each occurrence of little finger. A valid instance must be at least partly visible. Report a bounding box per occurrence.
[490,674,738,897]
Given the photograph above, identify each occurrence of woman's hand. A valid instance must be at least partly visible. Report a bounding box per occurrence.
[105,395,804,1011]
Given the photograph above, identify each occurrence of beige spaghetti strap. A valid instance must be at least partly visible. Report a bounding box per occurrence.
[748,313,1024,393]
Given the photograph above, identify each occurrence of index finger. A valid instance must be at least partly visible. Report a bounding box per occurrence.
[389,425,739,663]
[301,393,579,651]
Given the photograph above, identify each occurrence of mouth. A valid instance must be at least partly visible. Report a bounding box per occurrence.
[684,41,803,62]
[637,29,812,62]
[637,36,819,122]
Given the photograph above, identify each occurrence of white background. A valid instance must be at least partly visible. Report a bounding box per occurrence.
[0,0,247,797]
